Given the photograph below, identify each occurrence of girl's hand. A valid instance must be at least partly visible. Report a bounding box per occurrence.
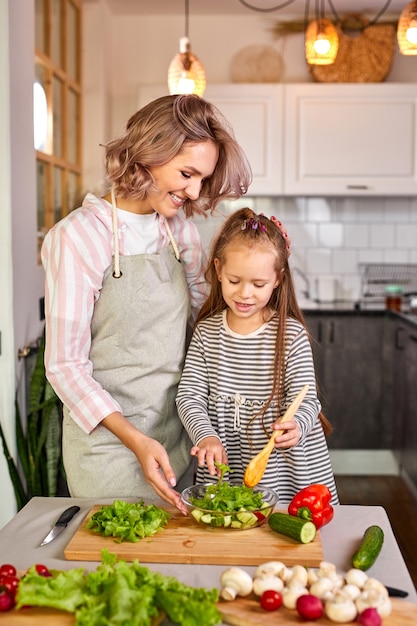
[190,436,228,476]
[272,419,301,449]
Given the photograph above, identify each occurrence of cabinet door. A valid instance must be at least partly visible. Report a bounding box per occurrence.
[305,314,387,449]
[138,84,283,196]
[401,326,417,488]
[284,84,417,196]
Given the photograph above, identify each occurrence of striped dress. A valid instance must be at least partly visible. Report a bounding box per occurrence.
[176,310,339,505]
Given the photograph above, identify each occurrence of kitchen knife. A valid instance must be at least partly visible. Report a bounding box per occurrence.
[385,585,409,598]
[40,505,81,546]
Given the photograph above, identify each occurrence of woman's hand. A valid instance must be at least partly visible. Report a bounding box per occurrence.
[272,419,301,449]
[190,436,228,476]
[102,412,188,515]
[132,434,189,515]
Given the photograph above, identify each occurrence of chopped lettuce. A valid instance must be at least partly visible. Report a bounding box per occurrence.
[16,550,221,626]
[86,499,171,543]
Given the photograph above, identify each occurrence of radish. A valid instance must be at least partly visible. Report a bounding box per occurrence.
[358,607,382,626]
[296,594,324,620]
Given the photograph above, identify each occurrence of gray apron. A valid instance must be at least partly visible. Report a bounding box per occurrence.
[62,241,195,498]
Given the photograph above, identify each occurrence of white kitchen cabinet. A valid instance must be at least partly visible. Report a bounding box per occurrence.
[284,84,417,196]
[138,84,283,196]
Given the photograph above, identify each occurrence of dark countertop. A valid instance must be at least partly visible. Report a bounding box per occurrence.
[301,305,417,328]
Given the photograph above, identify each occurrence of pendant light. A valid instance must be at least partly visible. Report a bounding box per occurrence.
[167,0,206,97]
[397,1,417,54]
[305,0,339,66]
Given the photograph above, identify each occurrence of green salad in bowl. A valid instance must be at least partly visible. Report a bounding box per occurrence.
[181,464,278,530]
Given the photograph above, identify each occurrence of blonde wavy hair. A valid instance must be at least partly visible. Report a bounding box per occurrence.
[103,94,252,217]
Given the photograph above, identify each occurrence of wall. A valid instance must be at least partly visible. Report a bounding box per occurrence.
[0,0,43,530]
[83,1,417,309]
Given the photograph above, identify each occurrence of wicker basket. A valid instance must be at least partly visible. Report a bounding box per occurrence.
[310,14,396,83]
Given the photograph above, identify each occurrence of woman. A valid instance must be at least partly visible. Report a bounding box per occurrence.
[42,94,251,513]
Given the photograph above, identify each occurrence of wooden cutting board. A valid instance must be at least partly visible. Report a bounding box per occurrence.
[1,598,415,625]
[219,596,417,626]
[64,505,323,566]
[0,607,165,625]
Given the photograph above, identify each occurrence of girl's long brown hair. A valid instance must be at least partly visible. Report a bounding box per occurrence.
[197,207,332,436]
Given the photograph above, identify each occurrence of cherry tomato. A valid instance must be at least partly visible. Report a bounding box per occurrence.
[0,564,16,578]
[34,564,51,577]
[1,576,19,597]
[260,589,283,611]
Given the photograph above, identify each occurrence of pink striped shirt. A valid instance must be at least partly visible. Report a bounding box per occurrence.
[41,193,208,434]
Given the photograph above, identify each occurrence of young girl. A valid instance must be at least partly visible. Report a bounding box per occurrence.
[176,208,338,504]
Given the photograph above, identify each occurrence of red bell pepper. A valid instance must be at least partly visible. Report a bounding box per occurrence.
[288,484,334,529]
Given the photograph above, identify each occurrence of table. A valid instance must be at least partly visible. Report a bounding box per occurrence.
[0,497,415,603]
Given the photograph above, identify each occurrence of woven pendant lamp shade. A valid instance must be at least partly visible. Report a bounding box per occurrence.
[168,37,206,97]
[397,1,417,55]
[305,18,339,65]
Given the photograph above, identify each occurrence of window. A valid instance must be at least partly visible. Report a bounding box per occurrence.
[34,0,82,259]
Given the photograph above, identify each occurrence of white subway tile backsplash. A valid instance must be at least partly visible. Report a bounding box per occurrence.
[333,249,357,274]
[319,223,344,248]
[384,250,410,263]
[397,223,417,248]
[357,199,385,222]
[384,198,410,222]
[370,224,395,248]
[344,223,369,248]
[357,250,384,264]
[306,248,332,274]
[306,198,332,222]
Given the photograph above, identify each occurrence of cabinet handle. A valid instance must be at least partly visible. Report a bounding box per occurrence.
[395,327,406,350]
[346,185,369,190]
[329,321,335,343]
[317,321,322,343]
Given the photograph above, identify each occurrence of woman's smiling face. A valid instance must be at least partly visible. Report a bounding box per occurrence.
[144,140,219,217]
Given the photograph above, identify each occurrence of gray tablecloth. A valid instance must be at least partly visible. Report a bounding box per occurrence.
[0,497,415,602]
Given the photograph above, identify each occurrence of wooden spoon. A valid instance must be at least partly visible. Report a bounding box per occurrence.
[243,384,309,488]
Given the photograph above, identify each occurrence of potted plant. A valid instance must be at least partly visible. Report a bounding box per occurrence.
[0,328,67,510]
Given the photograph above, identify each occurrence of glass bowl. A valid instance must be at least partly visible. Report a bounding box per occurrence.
[181,482,278,530]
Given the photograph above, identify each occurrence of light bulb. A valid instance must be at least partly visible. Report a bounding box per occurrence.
[177,73,195,94]
[406,25,417,44]
[313,37,331,55]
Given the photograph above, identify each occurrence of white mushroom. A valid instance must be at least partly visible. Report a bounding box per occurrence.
[355,588,392,618]
[341,583,361,601]
[363,578,389,597]
[290,564,309,587]
[307,567,320,586]
[282,584,308,609]
[253,574,284,596]
[309,576,335,599]
[325,590,358,623]
[219,567,253,601]
[345,568,368,589]
[253,561,286,579]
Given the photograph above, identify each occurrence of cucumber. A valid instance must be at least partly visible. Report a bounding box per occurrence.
[268,512,316,544]
[351,525,384,570]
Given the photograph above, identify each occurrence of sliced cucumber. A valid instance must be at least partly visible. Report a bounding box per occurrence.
[268,511,316,543]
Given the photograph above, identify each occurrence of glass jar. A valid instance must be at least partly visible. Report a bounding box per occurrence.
[385,285,403,312]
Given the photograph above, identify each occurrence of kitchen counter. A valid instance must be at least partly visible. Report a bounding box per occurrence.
[0,496,415,602]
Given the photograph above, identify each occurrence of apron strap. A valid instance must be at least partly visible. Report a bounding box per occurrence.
[110,187,181,272]
[111,186,122,278]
